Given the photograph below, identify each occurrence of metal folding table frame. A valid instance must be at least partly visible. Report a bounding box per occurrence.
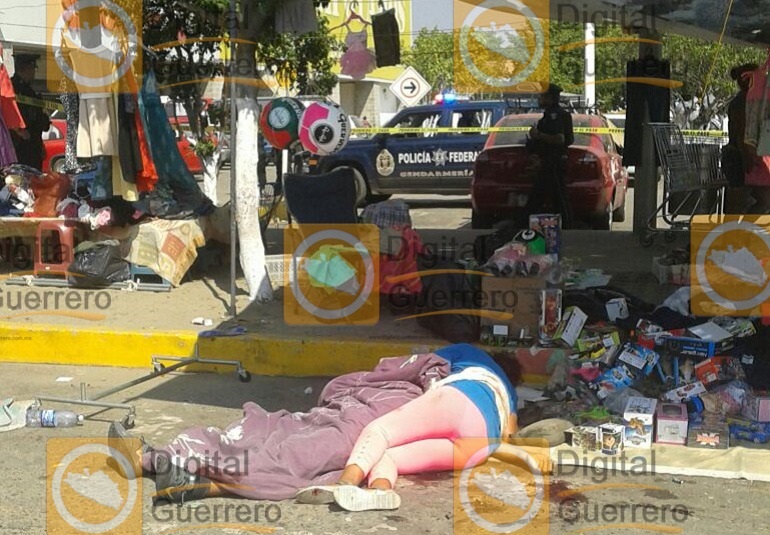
[32,347,251,429]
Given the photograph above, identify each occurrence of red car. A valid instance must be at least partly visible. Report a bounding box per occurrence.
[42,119,203,175]
[471,113,628,230]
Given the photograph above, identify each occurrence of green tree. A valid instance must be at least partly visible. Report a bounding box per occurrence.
[403,28,455,93]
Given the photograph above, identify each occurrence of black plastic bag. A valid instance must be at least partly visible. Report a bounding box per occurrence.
[414,254,481,343]
[68,243,131,288]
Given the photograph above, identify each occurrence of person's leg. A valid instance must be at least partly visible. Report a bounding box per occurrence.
[367,435,490,490]
[553,158,572,229]
[525,158,549,219]
[340,386,489,487]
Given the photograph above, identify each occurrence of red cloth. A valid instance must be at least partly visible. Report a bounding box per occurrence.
[0,64,25,131]
[379,227,425,295]
[26,172,71,217]
[124,70,158,192]
[746,156,770,186]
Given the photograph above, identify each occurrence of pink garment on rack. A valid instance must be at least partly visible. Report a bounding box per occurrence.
[341,29,376,80]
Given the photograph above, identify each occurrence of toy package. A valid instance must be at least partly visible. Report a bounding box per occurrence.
[565,425,600,450]
[600,423,625,455]
[743,392,770,423]
[553,306,588,348]
[688,413,729,449]
[623,397,657,448]
[539,289,563,345]
[617,344,660,377]
[655,403,688,445]
[529,214,562,257]
[591,364,636,400]
[664,381,707,402]
[694,357,747,387]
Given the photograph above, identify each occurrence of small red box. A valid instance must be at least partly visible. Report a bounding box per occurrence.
[655,403,688,445]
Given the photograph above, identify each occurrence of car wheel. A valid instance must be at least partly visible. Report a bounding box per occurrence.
[612,194,626,223]
[51,157,67,174]
[471,210,496,229]
[592,206,612,231]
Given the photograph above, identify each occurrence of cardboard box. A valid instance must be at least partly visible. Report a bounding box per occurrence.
[617,344,660,377]
[623,397,657,448]
[655,403,688,445]
[711,316,757,339]
[606,298,629,322]
[599,423,625,455]
[591,364,636,400]
[553,306,588,348]
[539,289,562,345]
[652,256,690,285]
[480,274,549,340]
[664,381,707,402]
[576,327,621,353]
[688,414,730,449]
[565,425,600,450]
[529,214,562,256]
[743,392,770,423]
[664,336,731,359]
[694,357,747,387]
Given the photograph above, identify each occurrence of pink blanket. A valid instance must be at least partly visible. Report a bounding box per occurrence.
[141,353,450,500]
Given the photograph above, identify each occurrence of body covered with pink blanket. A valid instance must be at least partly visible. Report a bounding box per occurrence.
[141,353,449,500]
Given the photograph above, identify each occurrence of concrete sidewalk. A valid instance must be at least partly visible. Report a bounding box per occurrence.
[0,229,684,377]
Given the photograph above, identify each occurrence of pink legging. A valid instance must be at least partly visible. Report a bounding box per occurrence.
[346,385,491,488]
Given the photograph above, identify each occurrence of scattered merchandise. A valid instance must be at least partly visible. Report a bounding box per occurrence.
[688,412,730,449]
[652,249,690,285]
[606,298,629,322]
[599,423,625,455]
[655,403,689,445]
[591,364,636,400]
[565,425,600,450]
[529,214,562,257]
[553,307,588,348]
[742,392,770,423]
[665,381,707,403]
[623,397,657,448]
[617,344,660,377]
[539,289,563,345]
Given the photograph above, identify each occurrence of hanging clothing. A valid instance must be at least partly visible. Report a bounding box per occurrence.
[11,74,51,171]
[0,109,17,167]
[123,69,158,193]
[275,0,318,35]
[117,94,141,183]
[341,29,377,80]
[138,70,210,214]
[59,89,80,172]
[372,9,401,68]
[77,96,119,157]
[0,61,24,131]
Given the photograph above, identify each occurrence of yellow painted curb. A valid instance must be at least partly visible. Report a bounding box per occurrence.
[0,322,550,383]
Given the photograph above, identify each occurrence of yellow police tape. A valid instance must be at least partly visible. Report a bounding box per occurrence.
[14,95,64,113]
[351,126,727,137]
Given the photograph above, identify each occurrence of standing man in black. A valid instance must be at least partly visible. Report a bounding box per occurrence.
[525,84,574,229]
[11,54,51,171]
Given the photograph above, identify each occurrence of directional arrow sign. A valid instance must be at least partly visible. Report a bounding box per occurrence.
[390,66,431,108]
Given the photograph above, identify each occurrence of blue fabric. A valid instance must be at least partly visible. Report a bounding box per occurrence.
[138,72,195,192]
[433,344,518,441]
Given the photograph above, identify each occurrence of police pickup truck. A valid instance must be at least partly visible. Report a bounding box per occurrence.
[307,100,521,204]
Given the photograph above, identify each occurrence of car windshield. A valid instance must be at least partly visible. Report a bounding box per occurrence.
[490,116,594,147]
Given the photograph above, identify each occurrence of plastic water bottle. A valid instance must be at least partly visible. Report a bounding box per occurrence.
[26,409,84,428]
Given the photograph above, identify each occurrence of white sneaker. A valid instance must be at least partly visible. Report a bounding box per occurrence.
[332,486,401,512]
[295,485,337,505]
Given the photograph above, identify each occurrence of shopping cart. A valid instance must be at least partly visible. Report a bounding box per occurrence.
[639,123,727,247]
